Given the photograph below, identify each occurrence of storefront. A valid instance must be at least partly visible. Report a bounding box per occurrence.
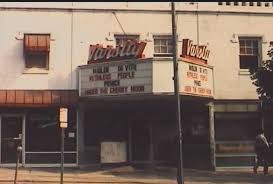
[0,90,78,167]
[214,101,261,167]
[77,39,215,169]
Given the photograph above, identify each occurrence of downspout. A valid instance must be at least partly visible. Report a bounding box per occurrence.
[70,2,74,89]
[196,2,199,46]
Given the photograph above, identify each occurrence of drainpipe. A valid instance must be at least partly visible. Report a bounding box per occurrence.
[70,2,74,89]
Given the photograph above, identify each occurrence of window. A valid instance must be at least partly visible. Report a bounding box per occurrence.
[242,2,246,6]
[218,2,223,5]
[226,2,230,5]
[153,35,173,57]
[234,2,238,6]
[249,2,254,6]
[115,34,139,47]
[25,108,77,164]
[239,37,261,70]
[257,2,261,6]
[24,34,50,70]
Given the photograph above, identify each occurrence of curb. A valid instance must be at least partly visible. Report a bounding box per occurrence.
[0,180,152,184]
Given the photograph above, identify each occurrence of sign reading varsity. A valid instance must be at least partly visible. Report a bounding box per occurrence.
[80,60,152,96]
[181,39,210,65]
[88,41,147,64]
[179,60,213,97]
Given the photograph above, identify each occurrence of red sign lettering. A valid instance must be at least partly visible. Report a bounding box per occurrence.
[88,40,147,64]
[181,39,210,65]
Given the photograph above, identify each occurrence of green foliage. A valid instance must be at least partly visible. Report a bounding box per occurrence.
[250,42,273,101]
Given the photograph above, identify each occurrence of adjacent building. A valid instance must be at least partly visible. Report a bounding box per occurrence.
[0,2,272,169]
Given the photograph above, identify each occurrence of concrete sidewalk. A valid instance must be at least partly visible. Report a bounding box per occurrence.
[0,166,272,184]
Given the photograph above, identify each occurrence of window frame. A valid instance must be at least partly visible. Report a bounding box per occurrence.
[114,34,140,47]
[23,33,50,72]
[238,37,262,71]
[153,35,173,57]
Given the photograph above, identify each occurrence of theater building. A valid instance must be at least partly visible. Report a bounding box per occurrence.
[0,2,273,169]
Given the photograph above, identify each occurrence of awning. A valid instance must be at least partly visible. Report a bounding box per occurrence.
[24,34,50,52]
[0,90,78,107]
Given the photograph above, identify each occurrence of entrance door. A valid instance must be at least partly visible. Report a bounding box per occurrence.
[131,123,150,161]
[1,116,23,164]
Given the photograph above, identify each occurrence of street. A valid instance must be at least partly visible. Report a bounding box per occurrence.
[0,166,272,184]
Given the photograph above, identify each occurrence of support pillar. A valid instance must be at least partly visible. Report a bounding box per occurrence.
[128,121,132,163]
[77,103,85,166]
[208,102,216,171]
[149,123,155,168]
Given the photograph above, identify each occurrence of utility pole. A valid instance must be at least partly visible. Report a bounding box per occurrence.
[171,2,184,184]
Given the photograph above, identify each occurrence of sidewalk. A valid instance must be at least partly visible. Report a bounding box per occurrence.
[0,166,272,184]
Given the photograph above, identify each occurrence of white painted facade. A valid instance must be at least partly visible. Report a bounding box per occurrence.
[0,2,272,98]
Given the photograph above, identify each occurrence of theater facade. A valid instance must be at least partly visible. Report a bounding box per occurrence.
[77,39,216,170]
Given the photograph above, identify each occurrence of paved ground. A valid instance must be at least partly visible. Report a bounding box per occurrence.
[0,166,272,184]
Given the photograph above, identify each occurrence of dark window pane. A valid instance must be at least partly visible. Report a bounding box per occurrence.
[239,40,245,47]
[240,48,246,54]
[257,2,261,6]
[253,48,258,54]
[246,48,252,54]
[154,39,160,46]
[154,46,160,53]
[161,46,167,53]
[234,2,238,6]
[246,40,251,47]
[116,39,122,46]
[115,35,140,47]
[249,2,254,6]
[167,45,173,53]
[218,2,223,5]
[167,40,173,46]
[239,55,258,69]
[25,53,48,69]
[253,40,258,47]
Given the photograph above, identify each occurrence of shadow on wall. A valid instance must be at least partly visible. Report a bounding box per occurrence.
[48,68,77,89]
[0,41,25,87]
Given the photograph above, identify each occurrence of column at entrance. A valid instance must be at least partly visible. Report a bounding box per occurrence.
[208,102,216,171]
[149,123,154,167]
[77,104,85,165]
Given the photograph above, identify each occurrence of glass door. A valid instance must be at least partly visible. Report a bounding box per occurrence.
[1,116,23,164]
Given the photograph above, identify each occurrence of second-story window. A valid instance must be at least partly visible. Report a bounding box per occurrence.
[24,34,50,70]
[153,35,173,57]
[239,37,261,70]
[115,34,139,47]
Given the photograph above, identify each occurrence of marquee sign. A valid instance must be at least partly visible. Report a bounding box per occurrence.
[179,61,213,98]
[80,60,152,97]
[180,39,210,65]
[87,41,147,64]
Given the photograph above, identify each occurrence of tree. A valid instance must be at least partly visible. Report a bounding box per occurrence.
[250,42,273,105]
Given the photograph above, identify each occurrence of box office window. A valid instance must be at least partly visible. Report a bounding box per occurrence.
[239,37,261,70]
[153,35,173,57]
[115,34,139,47]
[24,34,50,70]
